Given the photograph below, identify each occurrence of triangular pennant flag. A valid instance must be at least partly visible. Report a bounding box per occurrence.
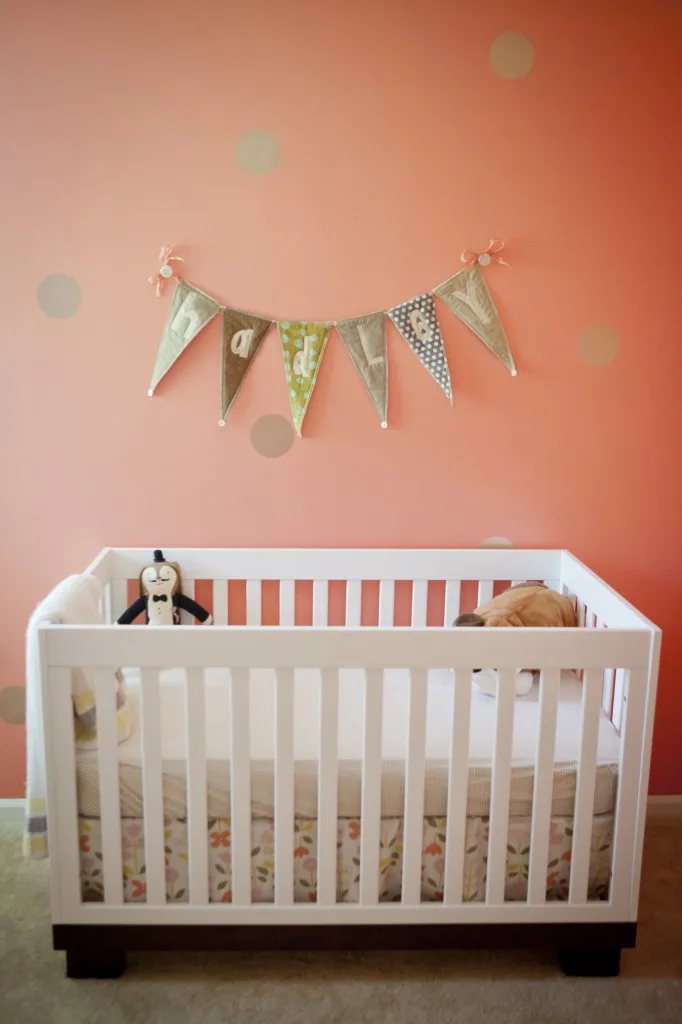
[148,280,221,395]
[278,321,330,436]
[387,293,452,402]
[434,263,516,375]
[220,309,273,424]
[335,312,388,428]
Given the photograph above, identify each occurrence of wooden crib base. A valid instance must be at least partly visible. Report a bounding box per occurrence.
[56,921,635,979]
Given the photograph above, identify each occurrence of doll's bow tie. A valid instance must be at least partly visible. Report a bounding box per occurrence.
[152,594,168,602]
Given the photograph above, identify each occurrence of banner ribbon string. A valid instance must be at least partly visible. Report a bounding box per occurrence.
[459,238,509,269]
[148,245,185,298]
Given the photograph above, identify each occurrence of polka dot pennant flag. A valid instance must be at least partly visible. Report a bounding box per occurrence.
[434,263,516,376]
[387,293,452,402]
[278,321,331,436]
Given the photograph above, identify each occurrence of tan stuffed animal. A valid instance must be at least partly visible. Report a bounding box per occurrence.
[454,583,576,697]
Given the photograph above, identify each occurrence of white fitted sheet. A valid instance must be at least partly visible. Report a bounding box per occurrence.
[76,668,621,819]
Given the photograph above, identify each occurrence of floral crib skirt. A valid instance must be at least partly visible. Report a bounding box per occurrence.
[79,813,613,905]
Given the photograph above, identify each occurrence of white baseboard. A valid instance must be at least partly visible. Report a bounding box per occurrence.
[0,799,25,823]
[1,795,681,824]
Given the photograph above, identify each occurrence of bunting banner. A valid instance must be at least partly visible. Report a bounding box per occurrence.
[146,240,515,433]
[388,293,452,402]
[434,262,516,376]
[148,280,221,395]
[335,312,388,428]
[278,321,331,436]
[220,309,274,425]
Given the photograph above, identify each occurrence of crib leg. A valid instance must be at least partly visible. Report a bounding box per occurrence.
[65,947,127,979]
[558,946,621,977]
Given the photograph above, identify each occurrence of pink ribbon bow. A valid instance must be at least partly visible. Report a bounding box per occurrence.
[460,239,509,269]
[148,245,185,297]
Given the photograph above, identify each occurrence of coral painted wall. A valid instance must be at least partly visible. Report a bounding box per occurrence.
[1,0,681,796]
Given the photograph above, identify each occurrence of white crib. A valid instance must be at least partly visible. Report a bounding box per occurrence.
[38,548,660,978]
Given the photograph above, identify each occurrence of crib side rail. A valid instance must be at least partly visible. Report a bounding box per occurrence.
[41,623,655,928]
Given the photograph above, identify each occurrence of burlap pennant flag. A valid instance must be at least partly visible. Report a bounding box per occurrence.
[388,293,452,402]
[220,309,273,424]
[335,312,388,428]
[278,321,330,436]
[434,263,516,375]
[148,280,221,395]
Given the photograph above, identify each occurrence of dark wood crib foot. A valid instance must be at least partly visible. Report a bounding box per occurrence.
[558,946,621,977]
[65,947,127,979]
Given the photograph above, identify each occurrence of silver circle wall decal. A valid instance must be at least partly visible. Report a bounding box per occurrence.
[0,685,26,726]
[480,536,514,548]
[490,31,535,79]
[250,414,295,457]
[236,130,281,176]
[36,274,82,318]
[577,324,619,367]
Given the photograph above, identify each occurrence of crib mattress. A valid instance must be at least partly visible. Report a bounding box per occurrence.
[76,668,621,820]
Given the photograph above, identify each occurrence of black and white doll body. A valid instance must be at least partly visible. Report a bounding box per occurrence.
[117,550,212,625]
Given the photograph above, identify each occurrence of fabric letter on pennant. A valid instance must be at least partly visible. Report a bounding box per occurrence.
[220,309,273,423]
[278,321,330,436]
[336,312,388,427]
[388,293,452,402]
[434,263,516,375]
[148,280,221,395]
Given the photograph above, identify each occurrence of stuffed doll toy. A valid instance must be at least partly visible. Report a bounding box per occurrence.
[117,550,212,625]
[454,582,576,698]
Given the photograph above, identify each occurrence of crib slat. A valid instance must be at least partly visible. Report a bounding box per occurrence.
[246,580,262,625]
[444,668,473,905]
[576,598,587,628]
[612,668,626,731]
[444,580,461,625]
[313,580,328,625]
[527,668,560,905]
[602,667,615,717]
[185,668,208,904]
[568,668,602,904]
[477,580,494,608]
[111,579,129,622]
[317,668,339,905]
[103,582,113,624]
[485,668,516,905]
[275,667,295,906]
[47,666,81,913]
[212,580,228,625]
[140,669,166,905]
[378,580,395,627]
[402,668,428,904]
[94,670,123,905]
[229,668,251,905]
[610,669,647,914]
[346,579,362,626]
[360,668,383,905]
[411,580,428,627]
[279,579,295,626]
[180,579,195,624]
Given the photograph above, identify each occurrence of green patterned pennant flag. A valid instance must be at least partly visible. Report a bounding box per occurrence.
[335,312,388,428]
[148,280,221,395]
[387,293,452,402]
[434,263,516,375]
[278,321,330,436]
[220,309,273,424]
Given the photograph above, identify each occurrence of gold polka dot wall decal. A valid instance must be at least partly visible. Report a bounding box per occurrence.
[236,130,281,176]
[480,537,514,548]
[36,274,82,318]
[0,685,26,725]
[577,324,619,366]
[490,32,535,79]
[251,414,295,457]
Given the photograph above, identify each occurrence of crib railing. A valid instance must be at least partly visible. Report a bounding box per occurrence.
[41,616,656,927]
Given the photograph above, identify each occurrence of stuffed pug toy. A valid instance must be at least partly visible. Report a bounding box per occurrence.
[454,582,576,698]
[117,550,212,625]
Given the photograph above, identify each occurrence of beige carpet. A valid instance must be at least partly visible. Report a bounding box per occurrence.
[0,818,680,1024]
